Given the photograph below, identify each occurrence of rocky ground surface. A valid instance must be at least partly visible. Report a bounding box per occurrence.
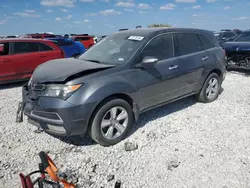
[0,72,250,188]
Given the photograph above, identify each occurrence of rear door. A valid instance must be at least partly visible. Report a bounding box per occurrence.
[0,42,17,82]
[37,42,63,65]
[172,32,208,95]
[10,42,40,79]
[198,33,223,84]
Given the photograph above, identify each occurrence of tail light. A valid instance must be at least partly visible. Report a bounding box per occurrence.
[61,49,66,57]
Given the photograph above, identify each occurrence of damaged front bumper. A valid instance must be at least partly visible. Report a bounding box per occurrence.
[16,84,94,136]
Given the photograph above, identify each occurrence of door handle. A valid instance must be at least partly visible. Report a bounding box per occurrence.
[168,65,178,70]
[202,56,209,61]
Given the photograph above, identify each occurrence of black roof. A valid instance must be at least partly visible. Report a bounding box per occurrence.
[116,27,212,35]
[112,27,214,38]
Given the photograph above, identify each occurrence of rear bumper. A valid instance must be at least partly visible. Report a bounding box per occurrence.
[22,85,95,136]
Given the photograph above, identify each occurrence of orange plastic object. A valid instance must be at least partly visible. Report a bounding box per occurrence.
[45,154,76,188]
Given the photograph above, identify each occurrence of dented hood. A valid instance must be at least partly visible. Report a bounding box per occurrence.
[222,42,250,52]
[32,58,115,83]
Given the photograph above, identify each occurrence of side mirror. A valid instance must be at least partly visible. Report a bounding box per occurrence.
[140,56,158,67]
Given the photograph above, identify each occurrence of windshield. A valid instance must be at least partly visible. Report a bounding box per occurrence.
[78,34,144,65]
[218,31,236,39]
[234,32,250,42]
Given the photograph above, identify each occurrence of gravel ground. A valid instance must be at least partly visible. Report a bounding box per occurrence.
[0,72,250,188]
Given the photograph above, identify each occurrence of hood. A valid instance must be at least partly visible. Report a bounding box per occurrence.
[32,58,115,84]
[222,42,250,52]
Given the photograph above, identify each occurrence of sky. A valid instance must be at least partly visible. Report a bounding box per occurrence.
[0,0,250,36]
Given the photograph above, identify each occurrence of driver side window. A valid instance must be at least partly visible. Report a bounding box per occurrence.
[141,34,174,61]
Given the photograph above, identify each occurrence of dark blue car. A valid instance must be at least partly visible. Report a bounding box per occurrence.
[47,38,86,58]
[222,30,250,69]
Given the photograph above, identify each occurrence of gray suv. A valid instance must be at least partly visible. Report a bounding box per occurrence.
[17,28,226,146]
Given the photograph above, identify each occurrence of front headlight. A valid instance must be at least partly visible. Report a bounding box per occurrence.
[42,84,82,100]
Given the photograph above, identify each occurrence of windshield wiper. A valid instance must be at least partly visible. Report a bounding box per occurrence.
[84,59,102,64]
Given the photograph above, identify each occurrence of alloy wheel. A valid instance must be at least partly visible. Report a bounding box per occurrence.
[206,77,219,100]
[101,106,128,140]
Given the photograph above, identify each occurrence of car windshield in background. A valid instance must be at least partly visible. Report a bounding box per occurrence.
[218,31,236,39]
[234,32,250,42]
[78,34,144,65]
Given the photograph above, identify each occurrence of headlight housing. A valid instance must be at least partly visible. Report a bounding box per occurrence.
[41,84,82,100]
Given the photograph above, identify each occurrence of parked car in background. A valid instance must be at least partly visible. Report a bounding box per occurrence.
[24,33,57,39]
[222,30,250,69]
[0,38,65,84]
[216,31,237,46]
[19,28,226,146]
[233,29,242,35]
[71,35,95,49]
[47,38,86,58]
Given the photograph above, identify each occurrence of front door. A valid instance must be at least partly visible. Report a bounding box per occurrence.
[133,33,185,110]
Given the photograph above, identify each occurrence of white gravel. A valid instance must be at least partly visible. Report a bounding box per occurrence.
[0,72,250,188]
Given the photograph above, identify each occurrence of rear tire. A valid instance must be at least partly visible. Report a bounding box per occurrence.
[89,98,133,146]
[196,73,221,103]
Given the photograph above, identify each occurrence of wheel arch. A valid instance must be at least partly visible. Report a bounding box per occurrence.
[198,68,222,94]
[87,93,139,132]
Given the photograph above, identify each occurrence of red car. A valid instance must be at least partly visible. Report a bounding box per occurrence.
[71,35,94,49]
[0,38,65,84]
[25,33,57,39]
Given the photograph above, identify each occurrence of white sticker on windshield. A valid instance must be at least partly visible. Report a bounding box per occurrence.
[118,58,124,61]
[128,36,144,41]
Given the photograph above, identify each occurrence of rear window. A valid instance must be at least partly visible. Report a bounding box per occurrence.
[173,33,203,57]
[13,42,39,54]
[199,34,215,50]
[0,43,10,56]
[38,43,53,51]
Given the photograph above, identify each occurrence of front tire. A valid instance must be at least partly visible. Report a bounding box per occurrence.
[89,98,133,146]
[197,73,221,103]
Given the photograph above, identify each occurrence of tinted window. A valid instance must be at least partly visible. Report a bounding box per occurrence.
[234,32,250,42]
[174,33,203,57]
[75,37,90,41]
[218,31,236,39]
[38,43,53,51]
[13,42,39,54]
[53,39,73,46]
[141,34,173,60]
[199,34,215,49]
[223,32,236,38]
[0,43,10,56]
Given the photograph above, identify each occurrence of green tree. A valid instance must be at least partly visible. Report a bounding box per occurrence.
[148,24,171,28]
